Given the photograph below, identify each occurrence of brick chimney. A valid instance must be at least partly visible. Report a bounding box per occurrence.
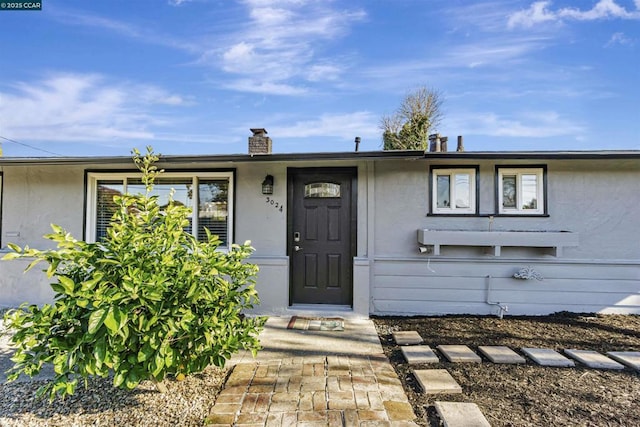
[248,128,272,155]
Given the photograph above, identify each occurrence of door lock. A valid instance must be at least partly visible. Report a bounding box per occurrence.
[293,232,301,242]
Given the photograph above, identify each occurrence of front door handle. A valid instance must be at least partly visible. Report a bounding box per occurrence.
[294,245,303,252]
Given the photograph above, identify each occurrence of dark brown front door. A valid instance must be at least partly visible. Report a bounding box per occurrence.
[288,168,356,305]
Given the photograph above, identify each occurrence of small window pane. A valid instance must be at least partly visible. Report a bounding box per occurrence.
[305,182,340,198]
[498,168,544,215]
[502,175,517,209]
[96,181,123,241]
[198,180,229,245]
[454,174,470,209]
[128,178,194,233]
[436,175,450,208]
[521,174,538,210]
[128,178,193,210]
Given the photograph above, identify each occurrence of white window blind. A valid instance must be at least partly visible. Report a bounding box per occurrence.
[87,172,233,247]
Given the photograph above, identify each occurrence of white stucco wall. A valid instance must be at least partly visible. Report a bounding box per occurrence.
[2,165,86,248]
[2,155,638,316]
[1,165,86,308]
[372,158,640,259]
[0,158,372,317]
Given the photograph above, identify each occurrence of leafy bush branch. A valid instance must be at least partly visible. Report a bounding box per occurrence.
[2,147,265,400]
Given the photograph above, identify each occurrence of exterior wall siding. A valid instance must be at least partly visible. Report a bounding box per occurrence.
[372,258,640,315]
[1,155,638,316]
[370,158,640,316]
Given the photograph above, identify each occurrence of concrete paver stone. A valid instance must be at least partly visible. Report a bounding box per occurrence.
[434,401,491,427]
[383,400,417,421]
[478,346,526,364]
[207,317,419,426]
[401,345,440,364]
[564,349,625,370]
[412,369,462,394]
[521,348,575,367]
[392,331,423,345]
[606,351,640,371]
[437,345,482,363]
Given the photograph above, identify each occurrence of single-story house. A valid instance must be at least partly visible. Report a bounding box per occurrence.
[1,129,639,317]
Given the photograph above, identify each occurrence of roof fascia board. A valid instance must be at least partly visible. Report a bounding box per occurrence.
[0,150,425,166]
[424,151,640,160]
[1,150,639,166]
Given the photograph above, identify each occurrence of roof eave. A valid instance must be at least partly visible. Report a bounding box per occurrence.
[1,149,639,166]
[0,150,426,166]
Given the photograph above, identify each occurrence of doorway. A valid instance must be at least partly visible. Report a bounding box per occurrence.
[288,168,357,305]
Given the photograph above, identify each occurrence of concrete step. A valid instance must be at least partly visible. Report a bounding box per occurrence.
[564,349,625,370]
[401,345,440,364]
[606,351,640,370]
[434,401,491,427]
[478,346,526,364]
[392,331,423,345]
[437,345,482,363]
[395,341,637,371]
[521,348,575,367]
[412,369,462,394]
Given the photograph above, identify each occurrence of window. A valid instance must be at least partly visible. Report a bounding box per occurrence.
[305,182,341,198]
[497,167,546,215]
[86,172,234,247]
[430,167,478,214]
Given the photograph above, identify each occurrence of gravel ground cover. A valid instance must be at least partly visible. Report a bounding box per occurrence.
[2,312,639,426]
[0,307,228,427]
[373,313,640,427]
[0,366,228,427]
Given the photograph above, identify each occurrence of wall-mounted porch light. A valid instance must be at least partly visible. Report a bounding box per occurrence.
[261,175,274,195]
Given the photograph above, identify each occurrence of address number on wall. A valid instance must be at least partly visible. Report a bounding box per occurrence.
[265,197,284,212]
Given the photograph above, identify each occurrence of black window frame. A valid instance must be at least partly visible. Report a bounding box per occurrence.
[83,168,237,246]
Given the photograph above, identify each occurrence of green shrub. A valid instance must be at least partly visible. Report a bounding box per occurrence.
[2,147,265,400]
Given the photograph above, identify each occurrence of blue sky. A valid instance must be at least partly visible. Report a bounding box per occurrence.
[0,0,639,157]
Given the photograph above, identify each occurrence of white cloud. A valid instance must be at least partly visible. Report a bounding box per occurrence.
[508,1,557,28]
[247,5,294,26]
[0,73,189,144]
[606,32,633,46]
[306,64,344,82]
[213,1,366,95]
[50,2,364,97]
[50,8,197,53]
[359,35,548,90]
[449,110,585,139]
[445,36,549,68]
[223,79,308,95]
[444,1,518,33]
[508,0,640,28]
[273,111,379,139]
[222,42,257,71]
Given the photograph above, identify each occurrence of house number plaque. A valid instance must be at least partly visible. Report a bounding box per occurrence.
[265,197,284,212]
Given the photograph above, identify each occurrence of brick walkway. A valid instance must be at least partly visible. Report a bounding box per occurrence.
[205,355,418,426]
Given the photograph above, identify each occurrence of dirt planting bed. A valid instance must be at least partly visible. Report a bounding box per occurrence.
[373,313,640,426]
